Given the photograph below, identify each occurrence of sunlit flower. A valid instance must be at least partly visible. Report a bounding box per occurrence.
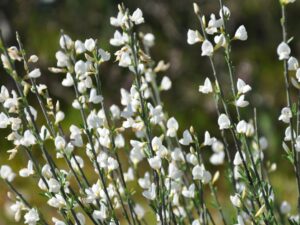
[279,107,292,123]
[288,56,299,70]
[19,160,34,177]
[84,38,96,52]
[277,42,291,60]
[179,130,193,145]
[230,194,242,208]
[234,25,248,41]
[201,40,214,56]
[237,78,251,94]
[24,208,40,225]
[235,95,249,108]
[218,114,231,130]
[0,165,16,182]
[187,29,202,45]
[199,77,213,94]
[130,8,144,25]
[166,117,179,137]
[28,68,41,78]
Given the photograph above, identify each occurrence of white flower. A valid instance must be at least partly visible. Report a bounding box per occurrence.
[235,215,245,225]
[1,54,10,70]
[279,107,292,123]
[192,219,201,225]
[59,34,73,50]
[124,167,135,182]
[219,6,231,18]
[0,86,9,103]
[234,25,248,41]
[295,136,300,152]
[148,104,164,124]
[192,164,203,180]
[199,77,213,94]
[0,165,16,181]
[297,68,300,82]
[118,51,131,67]
[110,105,120,119]
[42,164,52,179]
[110,31,126,46]
[138,172,151,189]
[89,88,103,104]
[130,140,145,164]
[107,157,119,171]
[288,56,299,70]
[19,160,34,177]
[192,164,211,183]
[87,111,103,129]
[166,117,179,137]
[134,204,145,220]
[55,136,66,149]
[47,194,66,208]
[20,130,36,147]
[218,114,231,130]
[142,183,156,200]
[75,40,86,54]
[130,8,144,25]
[24,106,37,122]
[142,33,155,49]
[110,11,125,27]
[84,38,96,52]
[179,130,193,145]
[74,60,88,75]
[233,151,245,166]
[0,112,9,128]
[187,29,201,45]
[230,194,242,208]
[237,120,248,134]
[171,148,184,161]
[24,208,40,225]
[280,201,291,214]
[55,111,65,124]
[187,153,198,165]
[160,76,172,91]
[28,68,41,78]
[115,134,125,148]
[212,141,224,152]
[214,34,227,48]
[10,201,25,222]
[201,40,214,56]
[93,206,108,221]
[235,95,249,108]
[277,42,291,60]
[210,151,225,165]
[182,184,195,198]
[206,14,223,34]
[168,162,182,179]
[62,73,74,87]
[52,218,66,225]
[98,49,111,62]
[203,131,216,146]
[237,78,251,94]
[55,51,69,67]
[148,156,162,170]
[28,55,38,63]
[284,126,295,141]
[48,178,61,193]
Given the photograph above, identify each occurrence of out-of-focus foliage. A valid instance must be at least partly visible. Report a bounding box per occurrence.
[1,0,300,224]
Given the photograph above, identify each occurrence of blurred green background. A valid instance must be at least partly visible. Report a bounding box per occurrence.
[1,0,300,224]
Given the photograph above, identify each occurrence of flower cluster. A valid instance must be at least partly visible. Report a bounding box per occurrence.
[0,0,299,225]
